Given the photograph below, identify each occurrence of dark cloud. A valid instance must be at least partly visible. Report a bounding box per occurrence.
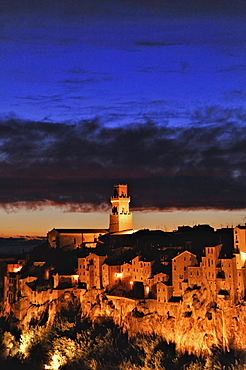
[0,107,245,212]
[1,0,246,21]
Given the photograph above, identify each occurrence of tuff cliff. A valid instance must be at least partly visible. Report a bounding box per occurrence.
[3,283,246,355]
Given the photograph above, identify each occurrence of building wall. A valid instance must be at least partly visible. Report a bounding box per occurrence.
[157,282,174,303]
[236,268,246,300]
[102,264,121,289]
[234,226,246,254]
[150,273,169,299]
[172,251,198,296]
[109,214,132,233]
[187,266,203,288]
[48,230,105,249]
[78,254,106,289]
[186,246,245,303]
[53,273,79,288]
[131,256,153,285]
[109,184,133,232]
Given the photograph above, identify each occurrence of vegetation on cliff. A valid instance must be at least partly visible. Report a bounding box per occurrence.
[0,313,246,370]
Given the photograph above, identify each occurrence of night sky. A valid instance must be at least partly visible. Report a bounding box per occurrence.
[0,0,246,236]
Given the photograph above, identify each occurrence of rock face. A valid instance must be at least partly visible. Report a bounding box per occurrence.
[82,287,246,355]
[3,284,246,355]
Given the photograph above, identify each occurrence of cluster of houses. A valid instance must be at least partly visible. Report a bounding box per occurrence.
[1,185,246,312]
[76,226,246,304]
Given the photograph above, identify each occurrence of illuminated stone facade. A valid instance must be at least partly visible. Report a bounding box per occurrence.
[234,225,246,268]
[109,184,133,233]
[77,252,168,298]
[78,253,106,289]
[172,250,198,296]
[4,222,246,311]
[47,228,108,249]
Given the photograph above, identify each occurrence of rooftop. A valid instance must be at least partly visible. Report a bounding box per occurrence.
[51,228,108,234]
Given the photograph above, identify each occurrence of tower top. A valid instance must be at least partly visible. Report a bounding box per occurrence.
[111,184,129,199]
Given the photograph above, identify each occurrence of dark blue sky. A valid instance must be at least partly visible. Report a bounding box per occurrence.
[0,0,246,235]
[1,0,246,124]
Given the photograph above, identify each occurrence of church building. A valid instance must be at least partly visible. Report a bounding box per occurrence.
[47,184,133,249]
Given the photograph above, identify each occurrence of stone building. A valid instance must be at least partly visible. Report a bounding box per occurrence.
[77,250,170,299]
[234,225,246,268]
[3,262,25,304]
[102,260,122,290]
[157,282,174,303]
[77,253,106,290]
[109,184,133,233]
[47,228,108,249]
[185,243,246,303]
[47,184,134,249]
[172,250,198,296]
[53,272,79,289]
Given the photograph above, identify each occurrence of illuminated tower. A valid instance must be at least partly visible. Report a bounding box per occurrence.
[109,184,133,233]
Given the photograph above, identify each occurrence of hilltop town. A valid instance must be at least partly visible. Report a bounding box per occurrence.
[1,185,246,353]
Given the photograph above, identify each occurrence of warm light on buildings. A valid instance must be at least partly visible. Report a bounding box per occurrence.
[7,264,23,273]
[115,273,122,279]
[13,266,22,273]
[240,251,246,265]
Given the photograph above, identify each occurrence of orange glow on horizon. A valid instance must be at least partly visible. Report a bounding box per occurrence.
[0,207,245,237]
